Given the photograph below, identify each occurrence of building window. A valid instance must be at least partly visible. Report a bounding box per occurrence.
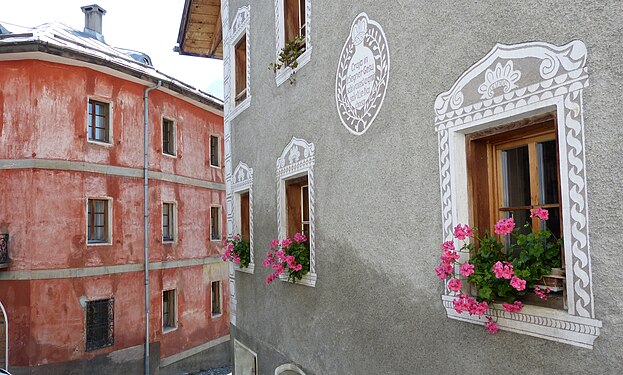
[284,0,306,46]
[162,118,176,156]
[211,281,221,317]
[87,198,110,244]
[233,161,255,273]
[276,137,316,286]
[285,176,310,239]
[86,298,114,351]
[235,35,247,106]
[210,206,221,241]
[210,136,220,167]
[162,202,176,242]
[239,192,250,241]
[162,289,176,331]
[87,99,110,143]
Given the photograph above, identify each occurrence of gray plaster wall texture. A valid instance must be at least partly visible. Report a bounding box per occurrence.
[226,0,623,374]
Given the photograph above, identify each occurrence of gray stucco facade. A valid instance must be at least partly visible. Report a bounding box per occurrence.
[221,1,623,374]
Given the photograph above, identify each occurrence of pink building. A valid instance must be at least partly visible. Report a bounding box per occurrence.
[0,5,229,374]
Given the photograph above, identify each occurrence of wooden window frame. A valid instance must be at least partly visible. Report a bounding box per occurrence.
[162,289,177,332]
[211,280,222,318]
[284,175,310,239]
[467,114,562,239]
[162,202,176,243]
[162,118,176,157]
[87,197,112,245]
[234,35,248,106]
[274,0,312,86]
[87,99,111,144]
[210,135,221,168]
[210,205,222,241]
[284,0,306,46]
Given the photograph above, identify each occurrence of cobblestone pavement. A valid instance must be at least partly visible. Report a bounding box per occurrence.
[192,365,232,375]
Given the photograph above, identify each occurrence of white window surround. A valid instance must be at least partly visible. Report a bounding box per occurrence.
[232,162,255,273]
[225,5,251,120]
[435,40,601,348]
[275,363,306,375]
[162,201,177,244]
[273,0,313,86]
[86,96,113,147]
[161,116,177,158]
[276,137,316,287]
[86,196,113,246]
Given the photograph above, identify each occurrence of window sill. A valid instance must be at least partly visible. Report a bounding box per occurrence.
[210,164,222,169]
[162,239,175,244]
[275,47,313,87]
[87,139,113,147]
[278,272,316,287]
[228,95,251,121]
[211,313,223,319]
[163,326,177,335]
[234,262,255,274]
[87,241,112,246]
[441,295,601,349]
[162,152,177,159]
[210,238,222,242]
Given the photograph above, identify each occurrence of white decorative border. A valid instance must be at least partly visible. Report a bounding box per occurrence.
[232,162,254,274]
[435,40,601,348]
[276,137,316,287]
[225,5,251,120]
[275,363,306,375]
[274,0,313,86]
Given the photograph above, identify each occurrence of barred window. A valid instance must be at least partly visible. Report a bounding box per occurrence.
[87,99,110,143]
[86,298,114,351]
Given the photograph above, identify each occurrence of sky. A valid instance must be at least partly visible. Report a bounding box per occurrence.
[0,0,224,99]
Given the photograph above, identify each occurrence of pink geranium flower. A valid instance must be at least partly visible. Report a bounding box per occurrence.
[493,261,513,279]
[293,233,307,243]
[530,207,549,221]
[453,224,473,240]
[534,286,551,300]
[494,217,515,235]
[269,239,280,249]
[502,301,524,313]
[485,317,499,334]
[442,241,455,252]
[448,279,462,292]
[460,263,475,277]
[440,250,460,264]
[281,238,293,248]
[510,276,526,291]
[435,262,453,280]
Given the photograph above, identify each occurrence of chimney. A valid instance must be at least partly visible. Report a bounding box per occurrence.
[81,4,106,42]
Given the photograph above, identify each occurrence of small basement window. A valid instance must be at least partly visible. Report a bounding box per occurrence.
[235,35,247,106]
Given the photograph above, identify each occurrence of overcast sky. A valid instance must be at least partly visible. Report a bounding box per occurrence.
[0,0,224,99]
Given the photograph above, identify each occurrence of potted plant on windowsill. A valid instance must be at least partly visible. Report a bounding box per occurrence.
[222,235,251,269]
[269,35,306,84]
[435,208,562,333]
[262,233,310,284]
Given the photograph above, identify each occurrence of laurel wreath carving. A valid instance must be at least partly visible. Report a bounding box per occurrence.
[336,24,390,134]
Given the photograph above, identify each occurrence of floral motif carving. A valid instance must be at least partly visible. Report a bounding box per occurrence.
[478,61,521,99]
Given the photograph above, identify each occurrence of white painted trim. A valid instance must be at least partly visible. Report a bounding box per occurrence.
[0,256,225,280]
[0,158,226,191]
[227,96,252,121]
[276,137,316,287]
[434,40,600,346]
[226,6,252,118]
[275,48,312,87]
[160,335,230,368]
[232,161,255,273]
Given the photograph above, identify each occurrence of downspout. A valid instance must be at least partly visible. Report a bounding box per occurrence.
[143,80,161,375]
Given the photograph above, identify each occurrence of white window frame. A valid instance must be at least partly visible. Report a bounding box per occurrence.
[225,5,251,120]
[210,280,223,318]
[232,162,254,273]
[210,205,223,242]
[210,135,222,168]
[435,40,601,348]
[86,196,113,246]
[273,0,312,86]
[162,201,177,244]
[162,289,178,333]
[276,137,316,287]
[86,97,113,147]
[161,116,177,158]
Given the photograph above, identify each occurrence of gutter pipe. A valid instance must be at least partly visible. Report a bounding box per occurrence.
[143,80,161,375]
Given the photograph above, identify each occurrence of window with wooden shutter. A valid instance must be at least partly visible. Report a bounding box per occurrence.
[235,36,247,105]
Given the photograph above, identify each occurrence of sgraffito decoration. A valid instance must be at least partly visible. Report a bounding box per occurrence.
[335,12,390,135]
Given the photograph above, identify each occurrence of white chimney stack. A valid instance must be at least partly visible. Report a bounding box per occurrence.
[81,4,106,42]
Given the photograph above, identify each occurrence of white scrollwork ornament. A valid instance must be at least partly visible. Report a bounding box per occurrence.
[335,13,390,135]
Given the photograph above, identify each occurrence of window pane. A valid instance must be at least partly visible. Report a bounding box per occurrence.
[541,206,562,240]
[95,103,105,116]
[302,186,309,222]
[504,209,531,255]
[501,145,530,207]
[538,140,559,205]
[95,227,104,240]
[95,128,105,141]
